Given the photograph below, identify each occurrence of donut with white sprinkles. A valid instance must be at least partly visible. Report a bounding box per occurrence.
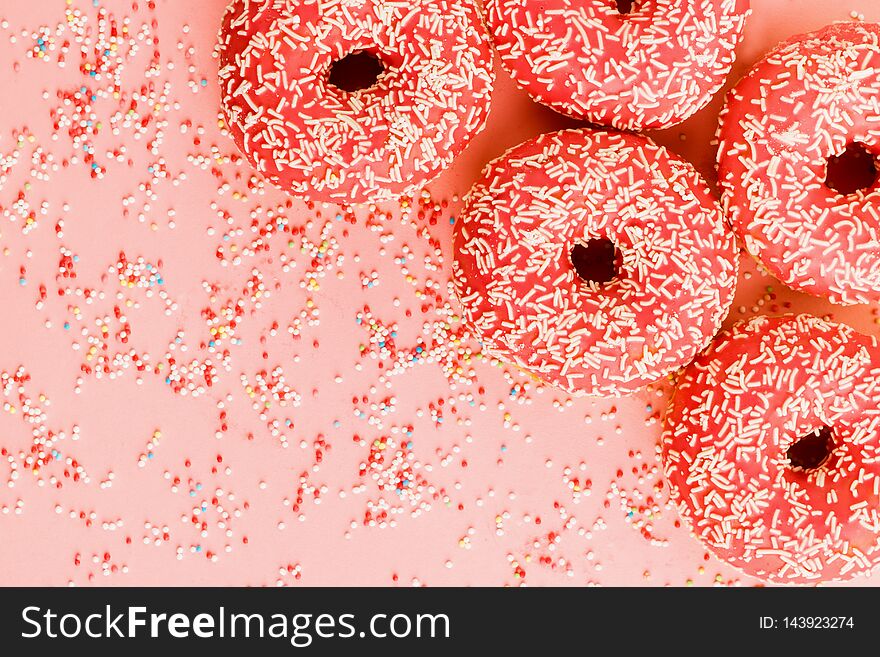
[483,0,750,130]
[452,128,738,397]
[217,0,495,205]
[663,314,880,583]
[717,22,880,305]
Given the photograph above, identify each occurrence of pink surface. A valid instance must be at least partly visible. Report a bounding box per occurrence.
[0,0,879,587]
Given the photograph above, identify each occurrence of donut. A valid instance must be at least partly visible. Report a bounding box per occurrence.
[452,128,738,397]
[717,22,880,305]
[217,0,495,205]
[484,0,750,130]
[663,314,880,583]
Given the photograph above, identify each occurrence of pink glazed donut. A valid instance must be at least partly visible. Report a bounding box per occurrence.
[717,22,880,305]
[484,0,750,130]
[218,0,495,205]
[663,314,880,583]
[453,128,738,397]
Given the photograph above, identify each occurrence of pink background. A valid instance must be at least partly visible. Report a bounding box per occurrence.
[1,0,880,587]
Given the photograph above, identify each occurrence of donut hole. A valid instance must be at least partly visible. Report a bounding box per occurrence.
[615,0,637,14]
[787,426,835,472]
[328,51,385,93]
[571,239,619,285]
[824,142,878,195]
